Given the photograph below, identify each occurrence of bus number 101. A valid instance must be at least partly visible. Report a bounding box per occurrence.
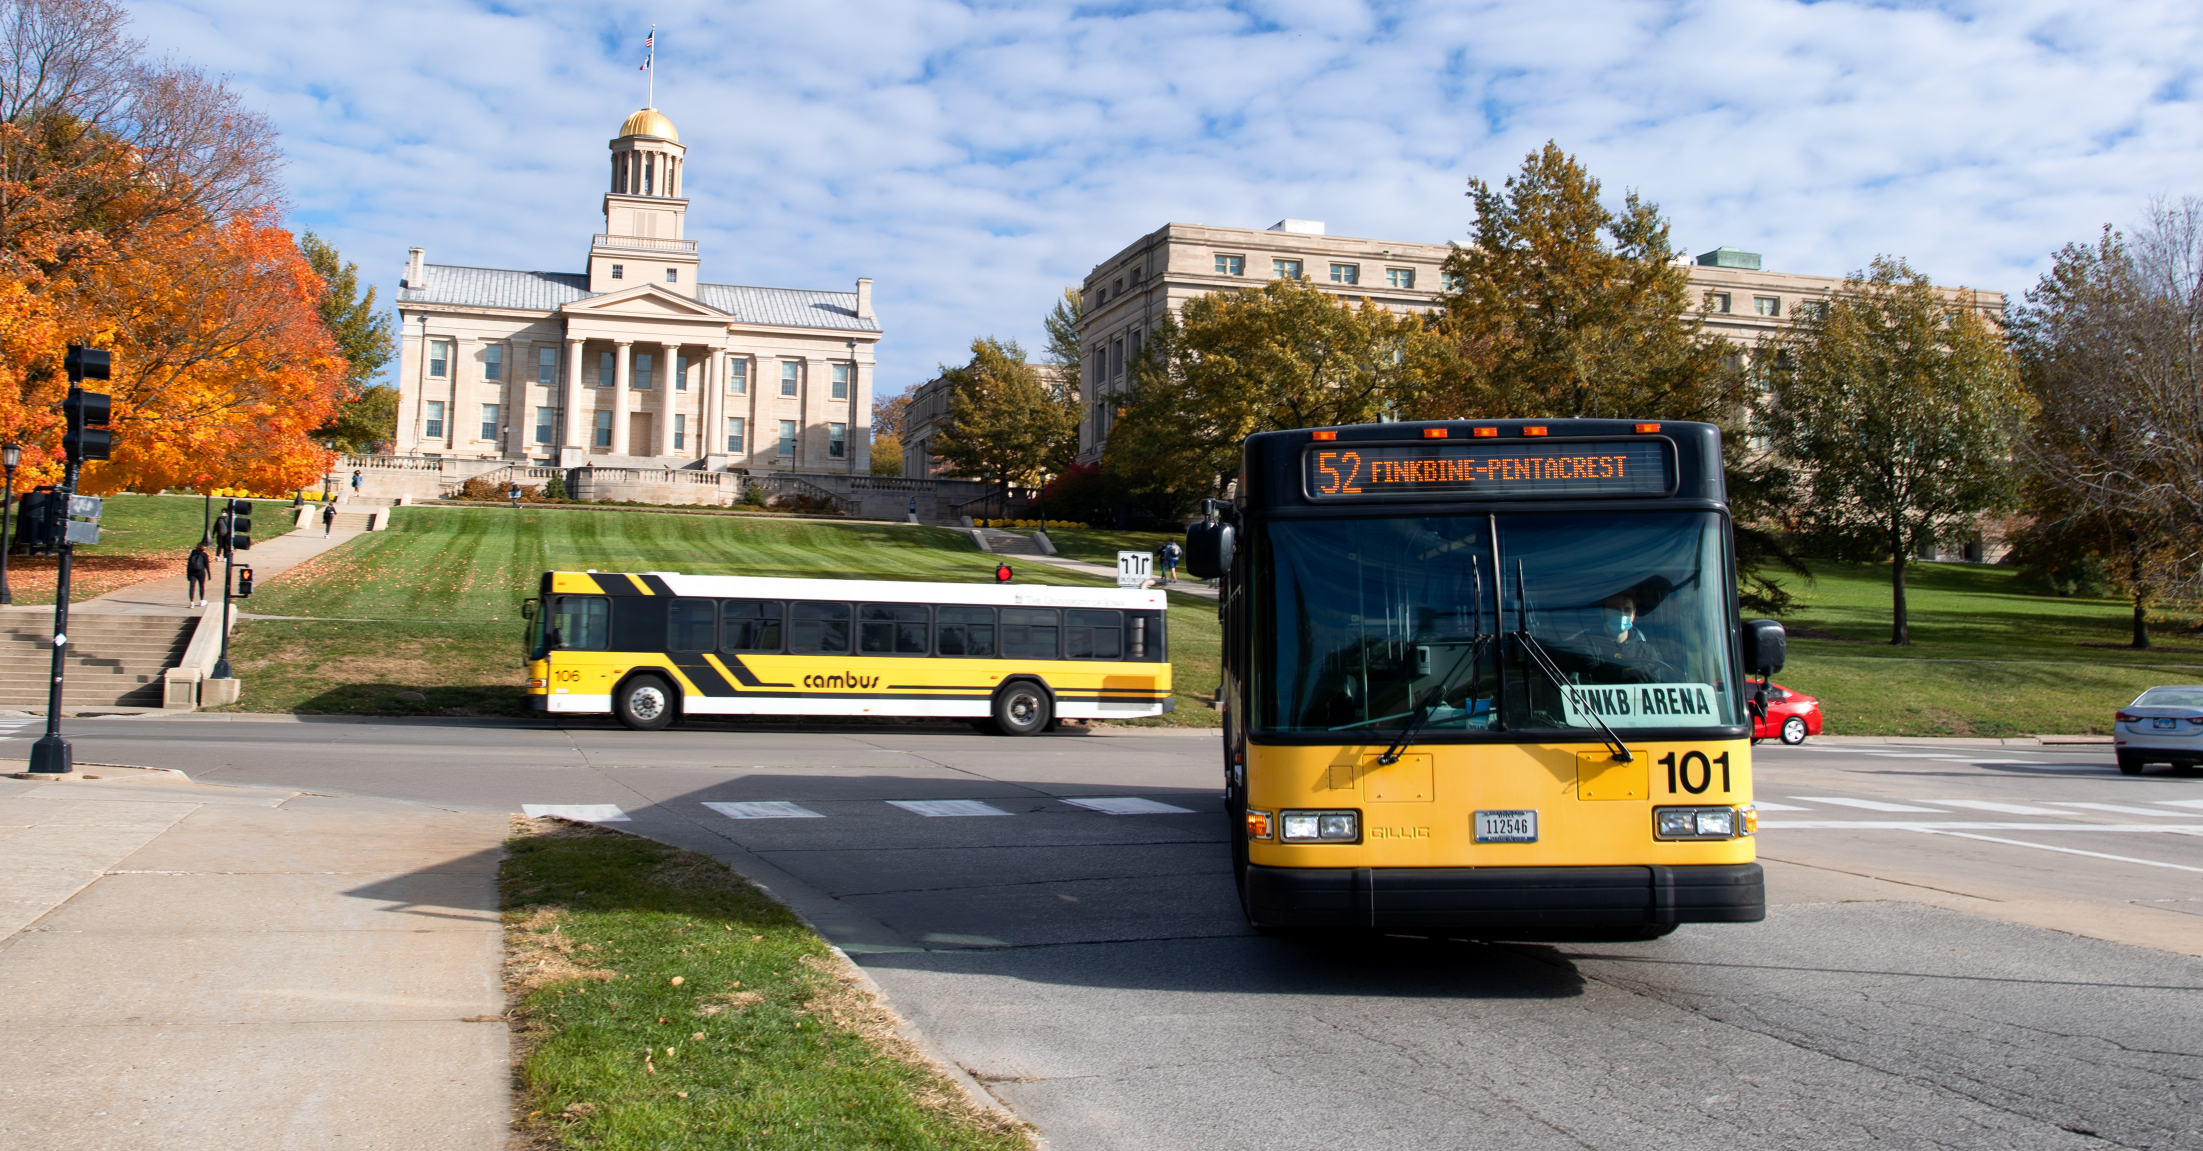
[1660,750,1731,795]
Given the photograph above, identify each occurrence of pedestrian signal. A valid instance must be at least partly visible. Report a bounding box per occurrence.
[16,489,56,556]
[230,500,253,552]
[235,565,254,597]
[994,563,1014,583]
[62,387,112,463]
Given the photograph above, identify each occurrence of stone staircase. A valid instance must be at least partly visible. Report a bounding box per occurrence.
[0,613,195,710]
[977,529,1045,556]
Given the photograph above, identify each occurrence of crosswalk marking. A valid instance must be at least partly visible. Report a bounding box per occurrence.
[2155,799,2203,811]
[522,804,630,822]
[2048,801,2196,818]
[703,801,823,820]
[1917,829,2203,874]
[888,799,1013,818]
[1062,797,1194,815]
[1924,800,2067,816]
[1792,796,1948,813]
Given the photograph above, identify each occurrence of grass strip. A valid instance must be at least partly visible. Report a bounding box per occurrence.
[502,817,1032,1151]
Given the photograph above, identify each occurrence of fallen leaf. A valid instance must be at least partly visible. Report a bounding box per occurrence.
[691,1031,705,1041]
[670,976,684,986]
[676,1091,688,1099]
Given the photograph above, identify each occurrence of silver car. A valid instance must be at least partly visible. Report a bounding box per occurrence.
[2113,685,2203,775]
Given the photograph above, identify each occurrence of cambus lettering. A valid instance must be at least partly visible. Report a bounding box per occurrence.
[802,673,881,690]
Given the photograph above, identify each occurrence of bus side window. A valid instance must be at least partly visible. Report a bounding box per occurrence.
[668,598,716,652]
[611,596,668,653]
[1066,609,1122,659]
[860,604,929,655]
[937,606,994,657]
[1124,610,1165,661]
[1001,608,1059,659]
[790,602,852,654]
[554,596,609,650]
[721,600,783,652]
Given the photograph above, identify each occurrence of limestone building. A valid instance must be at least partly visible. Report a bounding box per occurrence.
[391,107,881,474]
[1069,221,2004,465]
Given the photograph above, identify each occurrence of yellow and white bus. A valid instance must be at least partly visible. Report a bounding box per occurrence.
[522,573,1172,733]
[1189,418,1783,939]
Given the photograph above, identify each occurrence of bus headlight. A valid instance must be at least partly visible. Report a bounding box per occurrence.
[1654,806,1745,840]
[1280,809,1359,843]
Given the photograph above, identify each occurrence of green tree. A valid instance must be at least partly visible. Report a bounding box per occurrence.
[1761,256,2025,644]
[928,338,1076,514]
[1042,286,1084,395]
[869,388,909,475]
[300,231,397,452]
[1105,276,1443,518]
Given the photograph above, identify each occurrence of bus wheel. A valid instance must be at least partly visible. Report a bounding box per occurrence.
[992,681,1052,736]
[615,675,677,731]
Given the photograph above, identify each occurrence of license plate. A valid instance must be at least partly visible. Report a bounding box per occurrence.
[1475,809,1538,843]
[2154,718,2179,730]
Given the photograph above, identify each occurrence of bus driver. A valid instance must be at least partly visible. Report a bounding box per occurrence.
[1560,579,1680,683]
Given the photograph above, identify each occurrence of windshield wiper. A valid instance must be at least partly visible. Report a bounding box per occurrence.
[1378,556,1487,766]
[1512,559,1634,764]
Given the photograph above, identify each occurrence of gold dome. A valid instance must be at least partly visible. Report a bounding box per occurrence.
[617,107,679,142]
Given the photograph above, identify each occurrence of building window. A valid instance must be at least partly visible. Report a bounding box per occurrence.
[1274,259,1303,279]
[1329,263,1359,284]
[1441,271,1465,292]
[1112,278,1124,296]
[611,263,624,280]
[665,268,678,283]
[1754,296,1780,316]
[484,345,502,380]
[534,407,554,444]
[634,352,653,390]
[1092,349,1106,388]
[1130,266,1144,285]
[727,358,748,394]
[675,355,689,391]
[781,362,800,397]
[831,363,850,400]
[1215,254,1244,276]
[594,411,613,447]
[1109,339,1123,380]
[778,419,797,457]
[1094,285,1106,305]
[428,340,448,379]
[674,413,686,450]
[1711,293,1732,314]
[480,403,499,441]
[1796,300,1827,320]
[828,422,846,458]
[1386,268,1415,289]
[537,346,557,384]
[598,351,614,387]
[424,400,445,440]
[726,416,745,453]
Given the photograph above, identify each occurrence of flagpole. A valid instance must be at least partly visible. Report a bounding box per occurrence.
[647,24,655,107]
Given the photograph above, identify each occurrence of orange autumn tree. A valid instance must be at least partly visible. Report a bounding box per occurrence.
[0,0,335,494]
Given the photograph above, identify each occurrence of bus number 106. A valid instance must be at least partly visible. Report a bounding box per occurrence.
[1660,750,1731,795]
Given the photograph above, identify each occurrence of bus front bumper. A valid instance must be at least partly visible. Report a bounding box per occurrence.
[1243,863,1764,931]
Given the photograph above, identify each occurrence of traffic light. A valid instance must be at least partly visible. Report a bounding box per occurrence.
[230,500,253,551]
[62,346,112,464]
[994,562,1014,583]
[235,565,254,597]
[15,489,55,556]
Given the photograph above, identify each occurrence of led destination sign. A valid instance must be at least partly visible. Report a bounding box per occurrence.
[1305,439,1673,500]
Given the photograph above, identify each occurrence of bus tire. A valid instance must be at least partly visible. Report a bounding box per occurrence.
[991,680,1052,736]
[615,674,678,731]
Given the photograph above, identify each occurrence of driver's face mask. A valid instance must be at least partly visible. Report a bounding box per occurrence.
[1603,605,1635,639]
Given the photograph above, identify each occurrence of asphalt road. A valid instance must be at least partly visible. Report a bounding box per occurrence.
[17,714,2201,1150]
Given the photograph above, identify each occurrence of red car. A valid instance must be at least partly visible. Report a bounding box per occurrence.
[1751,681,1823,745]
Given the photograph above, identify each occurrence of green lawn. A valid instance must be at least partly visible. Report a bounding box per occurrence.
[222,506,1222,724]
[4,491,221,604]
[1042,528,1184,567]
[504,819,1030,1150]
[1772,559,2200,736]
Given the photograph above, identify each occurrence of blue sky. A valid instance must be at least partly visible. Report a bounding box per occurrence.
[131,0,2203,395]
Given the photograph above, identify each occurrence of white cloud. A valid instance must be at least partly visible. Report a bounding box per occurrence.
[128,0,2203,390]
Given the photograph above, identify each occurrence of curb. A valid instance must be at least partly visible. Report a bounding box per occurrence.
[1809,735,2112,747]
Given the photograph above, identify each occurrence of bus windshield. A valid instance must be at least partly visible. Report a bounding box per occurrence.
[1252,511,1739,735]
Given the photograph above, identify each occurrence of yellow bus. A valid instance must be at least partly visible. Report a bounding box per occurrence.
[521,573,1172,733]
[1187,418,1784,939]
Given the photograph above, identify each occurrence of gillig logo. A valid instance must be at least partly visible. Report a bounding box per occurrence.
[1369,826,1430,839]
[802,673,880,690]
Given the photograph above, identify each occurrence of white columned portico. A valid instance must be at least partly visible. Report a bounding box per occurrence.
[701,349,719,463]
[563,337,584,453]
[611,340,633,455]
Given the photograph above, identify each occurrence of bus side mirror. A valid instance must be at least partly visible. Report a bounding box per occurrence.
[521,598,538,621]
[1185,522,1234,579]
[1741,619,1787,676]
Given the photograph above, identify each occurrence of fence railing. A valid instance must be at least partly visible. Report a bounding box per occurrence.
[591,234,697,253]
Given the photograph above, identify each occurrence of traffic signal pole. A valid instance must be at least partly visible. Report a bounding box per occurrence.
[212,500,233,679]
[27,453,77,774]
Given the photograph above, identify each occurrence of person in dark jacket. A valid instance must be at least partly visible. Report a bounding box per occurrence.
[186,544,210,607]
[321,503,336,537]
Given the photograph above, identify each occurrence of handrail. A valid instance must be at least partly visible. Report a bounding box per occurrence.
[591,233,697,253]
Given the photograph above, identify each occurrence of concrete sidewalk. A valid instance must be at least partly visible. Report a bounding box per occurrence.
[1023,553,1219,598]
[0,764,508,1150]
[75,523,368,616]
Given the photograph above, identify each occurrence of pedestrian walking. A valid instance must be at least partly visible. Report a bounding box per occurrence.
[214,509,232,560]
[908,496,918,519]
[350,469,363,495]
[509,483,523,509]
[1161,539,1182,584]
[185,544,210,608]
[321,503,336,537]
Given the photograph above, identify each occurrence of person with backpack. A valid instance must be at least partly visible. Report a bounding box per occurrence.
[185,544,210,608]
[321,503,336,537]
[1160,539,1182,584]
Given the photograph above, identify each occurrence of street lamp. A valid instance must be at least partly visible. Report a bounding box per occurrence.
[0,443,18,605]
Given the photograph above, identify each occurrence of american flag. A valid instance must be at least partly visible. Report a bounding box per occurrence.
[640,29,653,70]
